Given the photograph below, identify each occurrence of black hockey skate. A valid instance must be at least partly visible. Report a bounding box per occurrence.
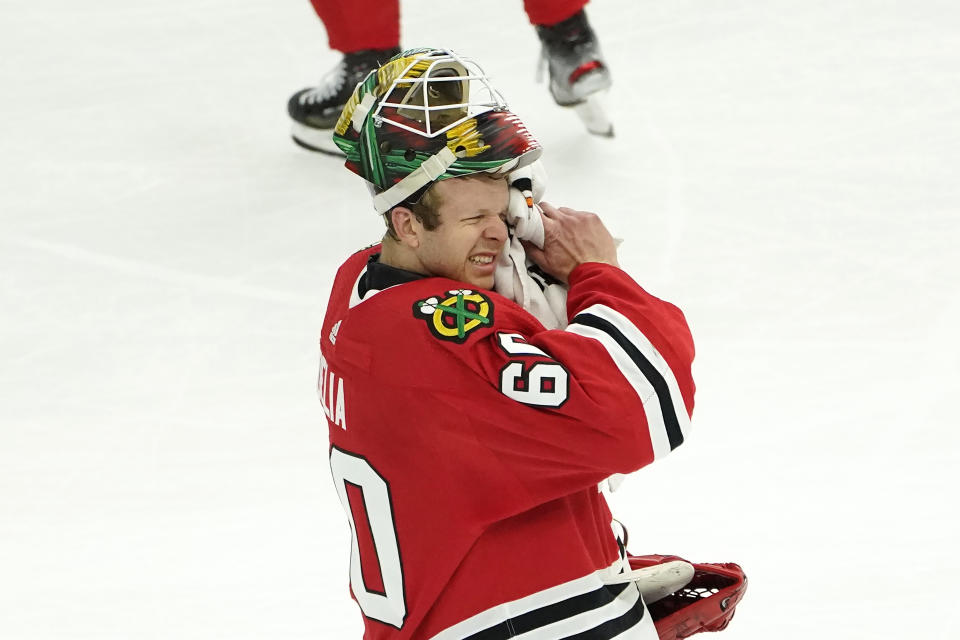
[536,10,613,137]
[288,47,401,155]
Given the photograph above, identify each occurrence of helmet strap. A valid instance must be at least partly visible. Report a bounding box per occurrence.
[372,146,457,215]
[351,93,378,133]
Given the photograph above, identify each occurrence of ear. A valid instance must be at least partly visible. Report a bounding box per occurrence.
[390,206,422,249]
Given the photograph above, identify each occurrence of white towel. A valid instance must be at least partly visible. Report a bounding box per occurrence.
[494,161,569,330]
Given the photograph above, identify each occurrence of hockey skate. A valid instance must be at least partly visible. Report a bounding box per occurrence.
[536,10,614,137]
[287,47,401,155]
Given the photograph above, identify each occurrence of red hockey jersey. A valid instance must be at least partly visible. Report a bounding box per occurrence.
[319,245,695,639]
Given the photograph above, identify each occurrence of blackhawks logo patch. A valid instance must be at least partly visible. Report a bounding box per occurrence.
[413,289,494,343]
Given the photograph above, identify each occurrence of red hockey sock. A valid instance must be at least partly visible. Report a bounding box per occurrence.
[308,0,400,53]
[523,0,590,26]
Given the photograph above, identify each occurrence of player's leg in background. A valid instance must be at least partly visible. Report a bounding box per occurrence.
[287,0,402,153]
[523,0,589,31]
[311,0,399,52]
[524,0,614,136]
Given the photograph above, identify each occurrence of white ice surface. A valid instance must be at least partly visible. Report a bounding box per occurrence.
[2,1,958,638]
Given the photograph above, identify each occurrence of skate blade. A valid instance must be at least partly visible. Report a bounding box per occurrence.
[290,122,345,157]
[573,94,614,138]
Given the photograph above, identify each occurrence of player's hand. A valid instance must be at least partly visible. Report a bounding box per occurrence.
[523,202,620,283]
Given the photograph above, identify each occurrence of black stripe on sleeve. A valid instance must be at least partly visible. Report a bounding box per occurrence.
[562,589,646,640]
[509,583,629,636]
[461,583,643,640]
[571,312,685,451]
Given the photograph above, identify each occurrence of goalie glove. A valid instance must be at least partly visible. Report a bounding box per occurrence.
[628,555,748,640]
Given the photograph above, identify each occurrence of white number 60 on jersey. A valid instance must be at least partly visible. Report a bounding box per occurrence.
[497,333,569,408]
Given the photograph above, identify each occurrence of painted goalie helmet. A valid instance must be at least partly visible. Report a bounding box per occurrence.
[332,47,542,214]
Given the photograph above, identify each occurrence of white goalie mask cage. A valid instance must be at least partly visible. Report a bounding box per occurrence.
[373,49,509,139]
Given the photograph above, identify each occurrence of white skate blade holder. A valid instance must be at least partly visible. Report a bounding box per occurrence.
[573,92,614,137]
[604,560,695,604]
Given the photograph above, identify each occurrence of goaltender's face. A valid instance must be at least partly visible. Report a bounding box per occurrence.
[413,175,510,290]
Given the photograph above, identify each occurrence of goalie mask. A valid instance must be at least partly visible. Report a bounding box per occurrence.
[332,47,542,214]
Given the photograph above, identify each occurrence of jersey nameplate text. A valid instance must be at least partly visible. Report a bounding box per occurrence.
[319,353,347,430]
